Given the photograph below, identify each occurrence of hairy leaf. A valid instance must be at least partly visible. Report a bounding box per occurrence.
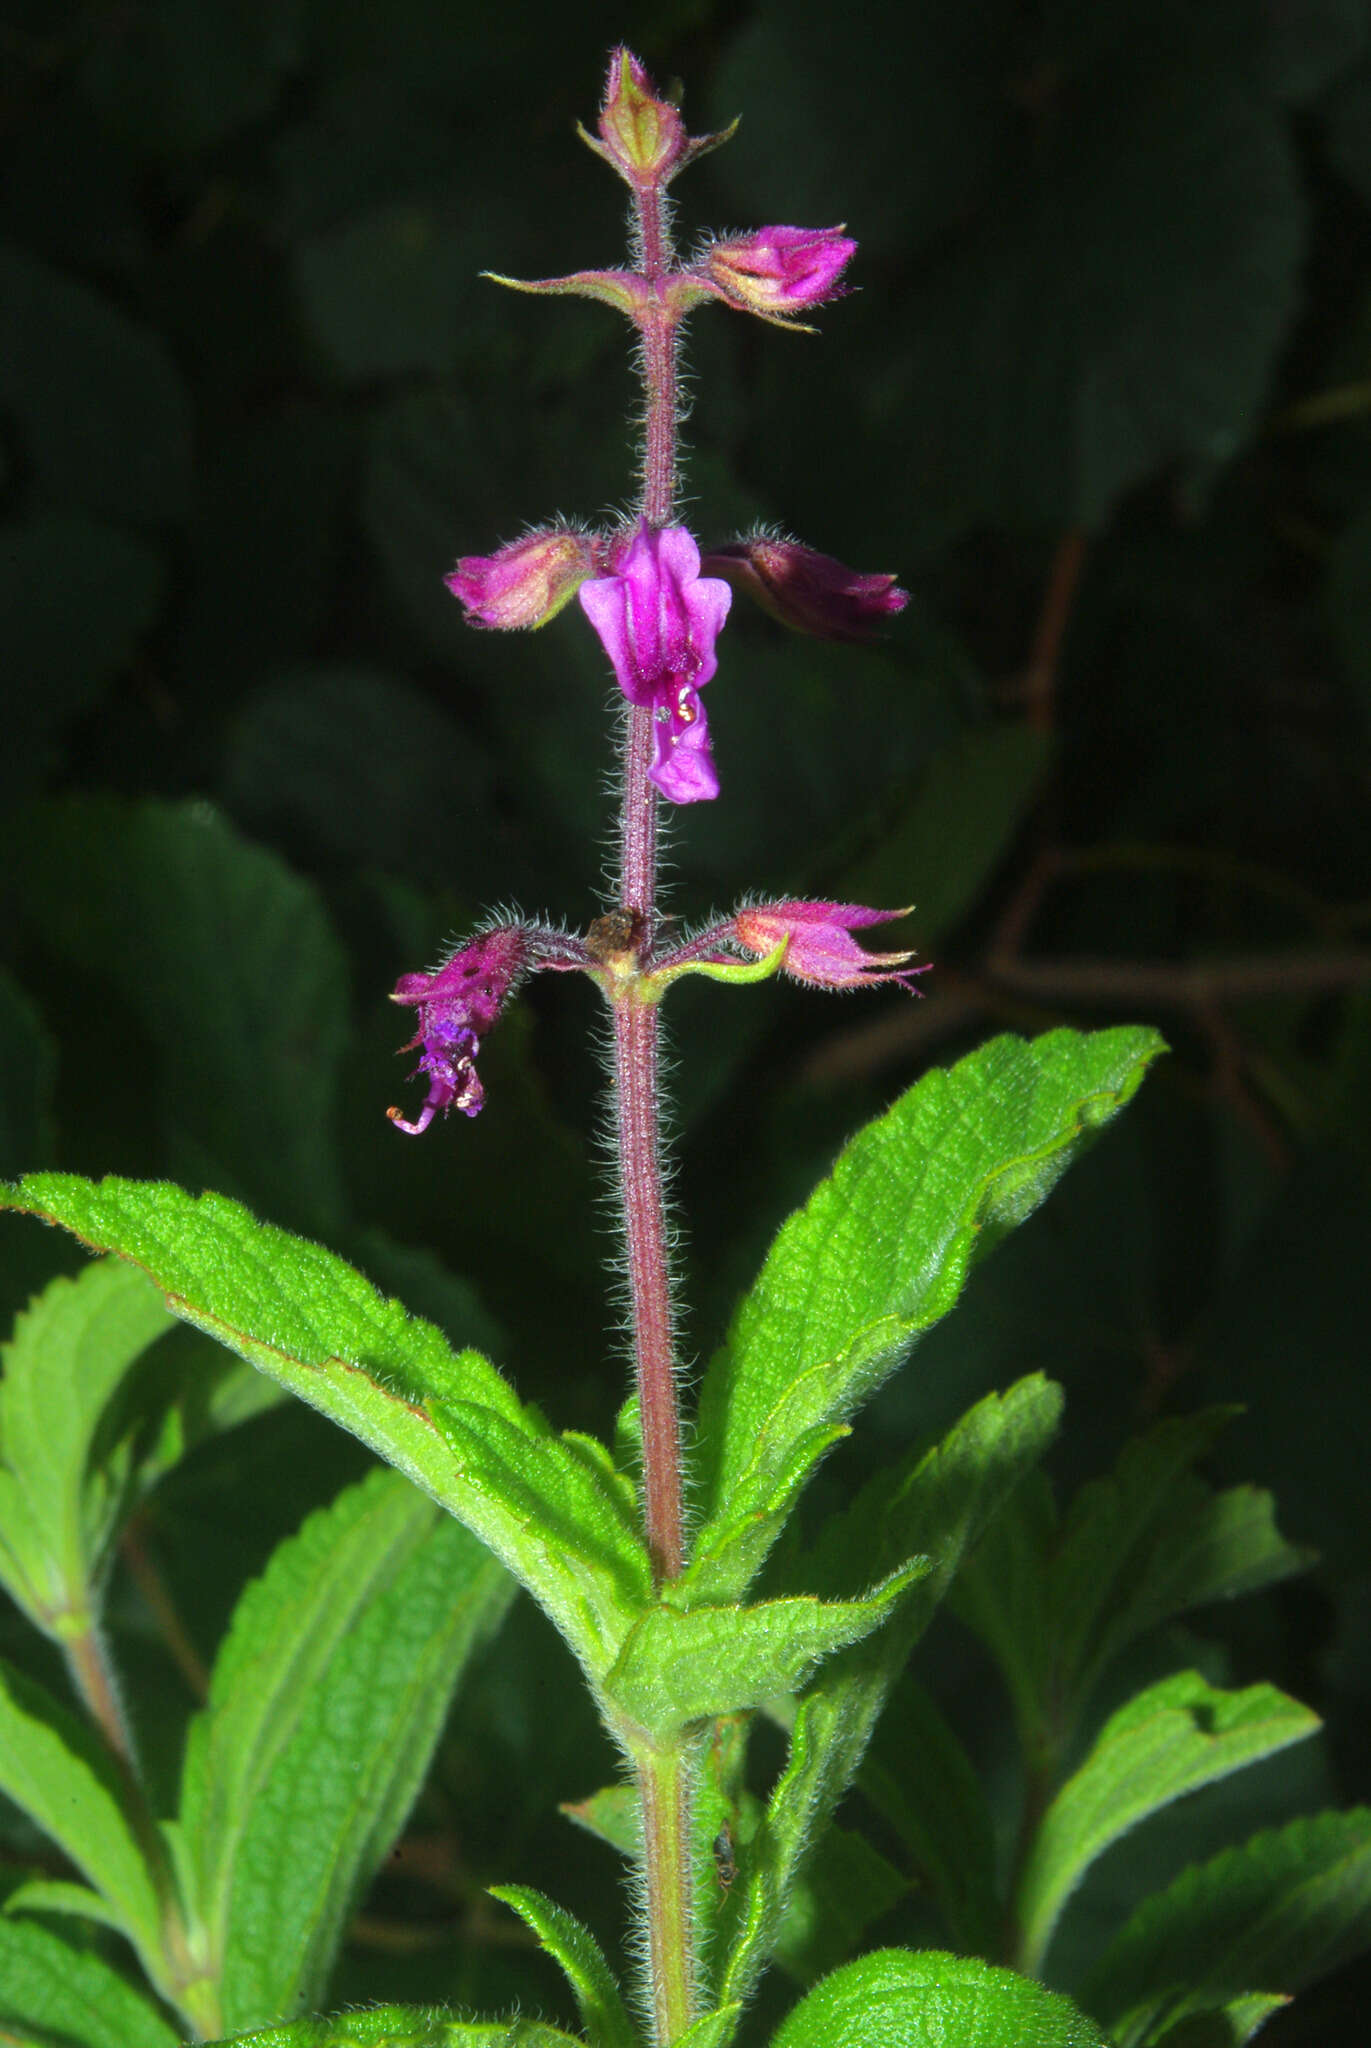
[1015,1674,1320,1974]
[0,1176,648,1676]
[0,1658,166,1991]
[717,1376,1061,2010]
[768,1948,1108,2047]
[1086,1808,1371,2047]
[0,1259,171,1634]
[203,2016,585,2048]
[0,1912,180,2048]
[488,1885,635,2048]
[690,1027,1163,1604]
[607,1567,928,1735]
[180,1466,512,2032]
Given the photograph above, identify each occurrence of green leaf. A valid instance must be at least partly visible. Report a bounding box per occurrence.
[606,1568,928,1735]
[1150,1999,1288,2048]
[202,2015,586,2048]
[0,1175,648,1677]
[953,1411,1311,1751]
[488,1885,636,2048]
[690,1027,1163,1605]
[716,1377,1062,2011]
[1086,1808,1371,2047]
[0,1912,180,2048]
[0,1259,172,1637]
[0,1657,165,1988]
[672,2011,744,2048]
[0,241,191,523]
[179,1466,513,2033]
[858,1676,999,1957]
[1015,1674,1321,1975]
[9,799,349,1232]
[769,1948,1108,2048]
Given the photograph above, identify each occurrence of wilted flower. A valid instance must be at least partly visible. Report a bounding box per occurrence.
[732,901,926,991]
[387,927,529,1134]
[446,527,597,630]
[703,537,907,642]
[699,227,855,323]
[578,522,732,804]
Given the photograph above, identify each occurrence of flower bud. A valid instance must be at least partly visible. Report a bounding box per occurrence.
[698,227,855,324]
[578,47,738,191]
[732,902,925,992]
[702,538,907,642]
[446,527,597,631]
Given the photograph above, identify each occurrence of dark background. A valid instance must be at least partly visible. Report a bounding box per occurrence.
[2,0,1370,2039]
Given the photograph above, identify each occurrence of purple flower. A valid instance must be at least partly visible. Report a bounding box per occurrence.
[699,227,856,322]
[703,538,908,643]
[446,527,596,630]
[732,901,926,991]
[578,523,732,804]
[387,926,528,1135]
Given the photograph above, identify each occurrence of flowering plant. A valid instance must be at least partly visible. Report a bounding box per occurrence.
[0,42,1364,2048]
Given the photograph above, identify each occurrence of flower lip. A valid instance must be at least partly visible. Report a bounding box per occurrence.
[578,522,732,805]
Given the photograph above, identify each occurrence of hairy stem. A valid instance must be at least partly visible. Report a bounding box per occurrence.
[637,1738,697,2045]
[63,1616,138,1771]
[612,161,697,2044]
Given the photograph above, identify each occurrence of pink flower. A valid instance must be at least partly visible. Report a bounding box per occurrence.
[446,527,596,630]
[578,523,732,805]
[387,927,528,1134]
[732,902,926,991]
[702,538,908,643]
[699,228,856,322]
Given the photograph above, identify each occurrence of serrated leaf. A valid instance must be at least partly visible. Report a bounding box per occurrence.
[1015,1674,1320,1975]
[608,1569,927,1736]
[430,1400,651,1629]
[768,1947,1108,2047]
[0,1259,172,1636]
[9,799,348,1232]
[0,1912,180,2048]
[0,1176,647,1677]
[717,1377,1061,2011]
[859,1676,999,1957]
[1086,1807,1371,2047]
[488,1885,635,2048]
[180,1465,512,2033]
[0,1657,166,1991]
[203,2015,586,2048]
[954,1411,1311,1752]
[690,1027,1163,1605]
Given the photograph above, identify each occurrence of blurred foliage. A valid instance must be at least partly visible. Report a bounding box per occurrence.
[2,0,1370,2038]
